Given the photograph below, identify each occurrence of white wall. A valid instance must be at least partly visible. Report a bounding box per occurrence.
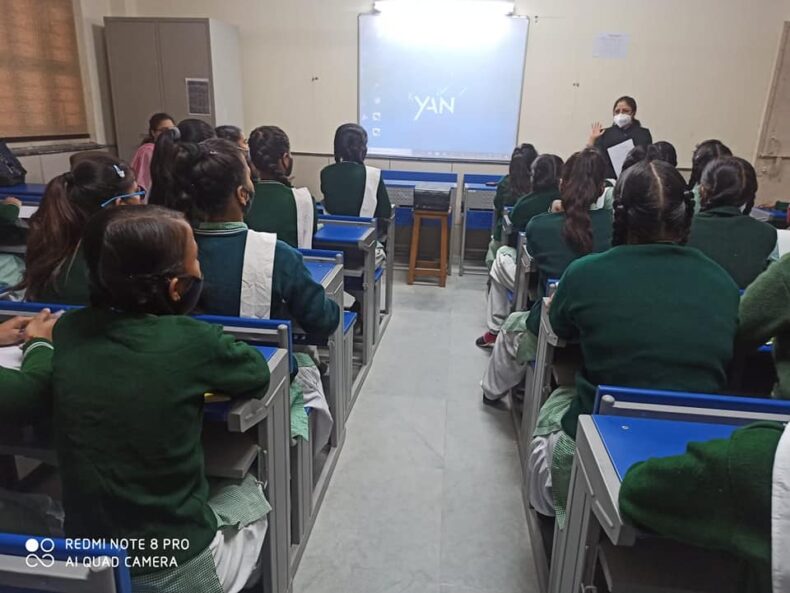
[122,0,790,163]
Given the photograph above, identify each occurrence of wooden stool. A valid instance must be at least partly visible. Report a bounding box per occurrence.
[408,208,450,287]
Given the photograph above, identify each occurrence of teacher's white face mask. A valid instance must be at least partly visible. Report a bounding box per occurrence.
[613,113,632,128]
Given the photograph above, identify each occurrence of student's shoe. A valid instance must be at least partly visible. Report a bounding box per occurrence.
[475,331,498,349]
[482,394,508,409]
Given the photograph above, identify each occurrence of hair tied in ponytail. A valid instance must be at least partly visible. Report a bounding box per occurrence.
[62,171,75,186]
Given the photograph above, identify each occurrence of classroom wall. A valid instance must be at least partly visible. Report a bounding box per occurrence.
[78,0,790,200]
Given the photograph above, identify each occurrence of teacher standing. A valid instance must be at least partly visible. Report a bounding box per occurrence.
[588,96,653,179]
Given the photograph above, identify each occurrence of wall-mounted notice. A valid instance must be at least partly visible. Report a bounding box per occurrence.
[186,78,211,116]
[593,33,630,59]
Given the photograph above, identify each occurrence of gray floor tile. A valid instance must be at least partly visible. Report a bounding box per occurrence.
[293,273,533,593]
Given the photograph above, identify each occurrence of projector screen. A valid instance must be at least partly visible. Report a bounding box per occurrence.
[358,12,529,161]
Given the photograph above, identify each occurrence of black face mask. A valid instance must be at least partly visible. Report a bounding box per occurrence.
[169,276,203,315]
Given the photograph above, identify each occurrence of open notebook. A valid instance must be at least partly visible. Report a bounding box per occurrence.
[0,345,23,370]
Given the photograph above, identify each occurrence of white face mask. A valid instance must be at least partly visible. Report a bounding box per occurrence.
[613,113,633,128]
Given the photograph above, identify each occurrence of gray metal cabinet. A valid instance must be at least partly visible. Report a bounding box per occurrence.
[104,17,243,162]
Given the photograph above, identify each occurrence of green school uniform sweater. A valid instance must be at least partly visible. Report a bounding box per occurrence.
[245,181,318,249]
[737,254,790,399]
[550,244,739,439]
[0,203,20,224]
[320,162,392,219]
[507,188,561,247]
[35,248,90,305]
[492,175,514,242]
[688,206,777,289]
[52,308,270,574]
[0,340,52,423]
[194,222,339,336]
[524,209,613,336]
[620,421,782,593]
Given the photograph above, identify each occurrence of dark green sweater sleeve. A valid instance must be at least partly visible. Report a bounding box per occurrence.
[619,422,780,586]
[273,243,340,338]
[200,325,270,400]
[375,178,392,219]
[0,339,53,421]
[737,255,790,351]
[548,263,579,340]
[0,203,20,224]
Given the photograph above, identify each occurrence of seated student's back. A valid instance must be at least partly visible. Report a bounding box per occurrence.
[246,126,317,249]
[550,161,740,439]
[22,155,143,304]
[321,123,392,220]
[163,137,339,334]
[506,154,563,245]
[687,157,777,288]
[53,205,271,589]
[493,144,538,242]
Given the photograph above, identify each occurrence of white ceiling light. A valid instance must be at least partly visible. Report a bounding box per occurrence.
[373,1,516,16]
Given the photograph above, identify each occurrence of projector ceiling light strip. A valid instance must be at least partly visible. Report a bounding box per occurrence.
[373,0,515,16]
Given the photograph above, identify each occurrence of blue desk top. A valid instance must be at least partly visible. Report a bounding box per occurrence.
[754,207,785,220]
[343,311,357,334]
[314,224,371,245]
[253,345,278,361]
[465,183,497,191]
[0,183,46,200]
[304,261,335,285]
[593,415,739,481]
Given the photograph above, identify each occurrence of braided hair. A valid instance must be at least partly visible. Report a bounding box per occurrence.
[699,156,758,215]
[650,141,678,168]
[249,125,293,187]
[612,160,693,247]
[688,139,732,190]
[83,205,191,315]
[509,143,539,197]
[334,123,368,164]
[559,148,606,255]
[22,155,135,300]
[530,154,563,193]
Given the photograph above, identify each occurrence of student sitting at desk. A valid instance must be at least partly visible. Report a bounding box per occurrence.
[171,138,339,446]
[129,112,175,192]
[619,421,785,593]
[321,123,392,221]
[485,144,539,268]
[21,155,143,304]
[216,125,249,152]
[687,157,777,288]
[737,253,790,400]
[687,139,732,213]
[0,196,26,293]
[54,205,271,593]
[148,118,217,210]
[506,154,564,243]
[479,149,612,402]
[528,160,740,523]
[246,125,317,249]
[0,310,57,423]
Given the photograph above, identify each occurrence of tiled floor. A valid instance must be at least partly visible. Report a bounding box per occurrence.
[292,271,536,593]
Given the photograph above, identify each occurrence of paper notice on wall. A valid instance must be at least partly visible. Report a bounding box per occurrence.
[593,33,630,59]
[608,139,635,178]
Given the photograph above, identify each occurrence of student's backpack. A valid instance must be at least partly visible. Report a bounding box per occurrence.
[0,141,26,186]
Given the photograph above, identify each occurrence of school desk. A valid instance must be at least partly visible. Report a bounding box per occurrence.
[459,173,501,276]
[550,389,790,593]
[313,220,377,402]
